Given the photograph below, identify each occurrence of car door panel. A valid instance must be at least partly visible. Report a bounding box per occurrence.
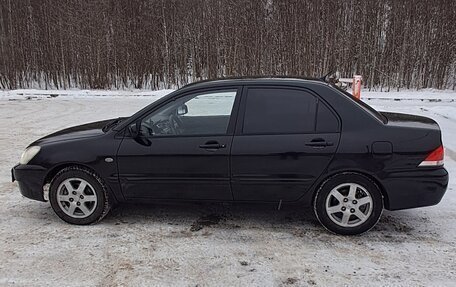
[117,135,232,200]
[231,133,339,201]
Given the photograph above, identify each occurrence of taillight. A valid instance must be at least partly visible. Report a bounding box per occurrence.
[419,145,444,167]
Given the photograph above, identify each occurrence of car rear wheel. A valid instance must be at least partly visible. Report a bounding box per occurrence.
[49,166,110,225]
[314,173,383,235]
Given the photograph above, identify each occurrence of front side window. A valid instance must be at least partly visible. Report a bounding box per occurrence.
[243,88,317,134]
[139,90,237,136]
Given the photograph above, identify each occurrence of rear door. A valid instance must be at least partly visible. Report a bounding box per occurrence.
[231,86,340,201]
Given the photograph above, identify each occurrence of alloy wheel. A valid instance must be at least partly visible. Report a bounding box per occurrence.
[56,178,98,218]
[325,183,373,227]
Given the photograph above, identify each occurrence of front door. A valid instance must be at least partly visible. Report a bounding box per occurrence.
[231,87,341,202]
[117,88,241,200]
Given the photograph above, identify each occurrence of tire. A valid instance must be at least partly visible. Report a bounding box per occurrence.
[313,173,383,235]
[49,166,110,225]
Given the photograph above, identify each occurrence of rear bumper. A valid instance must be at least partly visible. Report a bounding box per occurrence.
[12,164,47,202]
[383,167,449,210]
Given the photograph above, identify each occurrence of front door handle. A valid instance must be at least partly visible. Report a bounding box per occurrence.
[199,141,226,150]
[305,138,334,147]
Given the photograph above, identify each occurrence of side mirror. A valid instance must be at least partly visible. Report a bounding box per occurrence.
[177,104,188,116]
[128,121,151,146]
[128,121,141,138]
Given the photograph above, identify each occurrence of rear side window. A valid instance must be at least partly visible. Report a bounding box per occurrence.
[332,84,386,123]
[243,88,317,134]
[316,101,339,132]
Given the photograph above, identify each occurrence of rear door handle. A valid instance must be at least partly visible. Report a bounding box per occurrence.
[199,141,226,150]
[305,138,334,147]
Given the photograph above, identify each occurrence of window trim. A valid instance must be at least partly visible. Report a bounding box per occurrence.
[236,86,320,136]
[125,86,242,139]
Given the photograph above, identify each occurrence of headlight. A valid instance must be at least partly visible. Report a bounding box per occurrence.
[20,146,41,165]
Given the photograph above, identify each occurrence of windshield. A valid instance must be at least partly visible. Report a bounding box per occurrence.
[331,84,387,123]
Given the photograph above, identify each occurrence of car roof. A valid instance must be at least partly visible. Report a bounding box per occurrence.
[180,76,328,90]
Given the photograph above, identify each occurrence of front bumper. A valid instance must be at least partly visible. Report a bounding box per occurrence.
[11,164,47,202]
[383,167,449,210]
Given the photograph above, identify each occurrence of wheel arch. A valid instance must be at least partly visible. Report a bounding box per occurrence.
[311,170,390,209]
[44,162,119,204]
[45,163,96,184]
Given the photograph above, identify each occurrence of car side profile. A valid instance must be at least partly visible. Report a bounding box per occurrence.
[12,78,449,235]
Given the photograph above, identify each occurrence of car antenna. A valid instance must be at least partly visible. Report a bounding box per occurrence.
[319,70,334,82]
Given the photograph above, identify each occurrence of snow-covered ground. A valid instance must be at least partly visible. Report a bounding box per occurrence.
[0,89,455,286]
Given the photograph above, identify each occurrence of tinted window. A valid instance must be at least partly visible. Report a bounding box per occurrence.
[316,102,339,132]
[332,84,386,123]
[140,90,236,136]
[243,88,317,134]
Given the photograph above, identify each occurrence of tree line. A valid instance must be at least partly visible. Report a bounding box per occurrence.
[0,0,455,90]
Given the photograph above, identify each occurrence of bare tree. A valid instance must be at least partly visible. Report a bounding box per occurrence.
[0,0,454,90]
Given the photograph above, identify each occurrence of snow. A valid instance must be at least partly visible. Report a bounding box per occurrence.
[359,89,456,101]
[0,89,455,286]
[0,88,175,98]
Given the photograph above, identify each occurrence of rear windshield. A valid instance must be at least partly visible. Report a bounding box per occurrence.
[332,84,387,123]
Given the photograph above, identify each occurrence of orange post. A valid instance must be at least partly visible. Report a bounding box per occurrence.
[352,75,362,99]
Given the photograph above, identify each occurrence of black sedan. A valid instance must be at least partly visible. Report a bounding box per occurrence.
[12,78,449,235]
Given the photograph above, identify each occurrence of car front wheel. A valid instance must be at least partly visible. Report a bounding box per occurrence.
[49,166,110,225]
[314,173,383,235]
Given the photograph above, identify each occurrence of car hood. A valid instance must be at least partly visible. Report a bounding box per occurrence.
[31,119,116,146]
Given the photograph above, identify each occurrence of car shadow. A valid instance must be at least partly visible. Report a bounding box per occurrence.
[106,202,320,230]
[97,201,435,243]
[15,193,439,244]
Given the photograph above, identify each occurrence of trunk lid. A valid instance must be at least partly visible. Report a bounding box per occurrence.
[380,112,440,130]
[380,111,444,169]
